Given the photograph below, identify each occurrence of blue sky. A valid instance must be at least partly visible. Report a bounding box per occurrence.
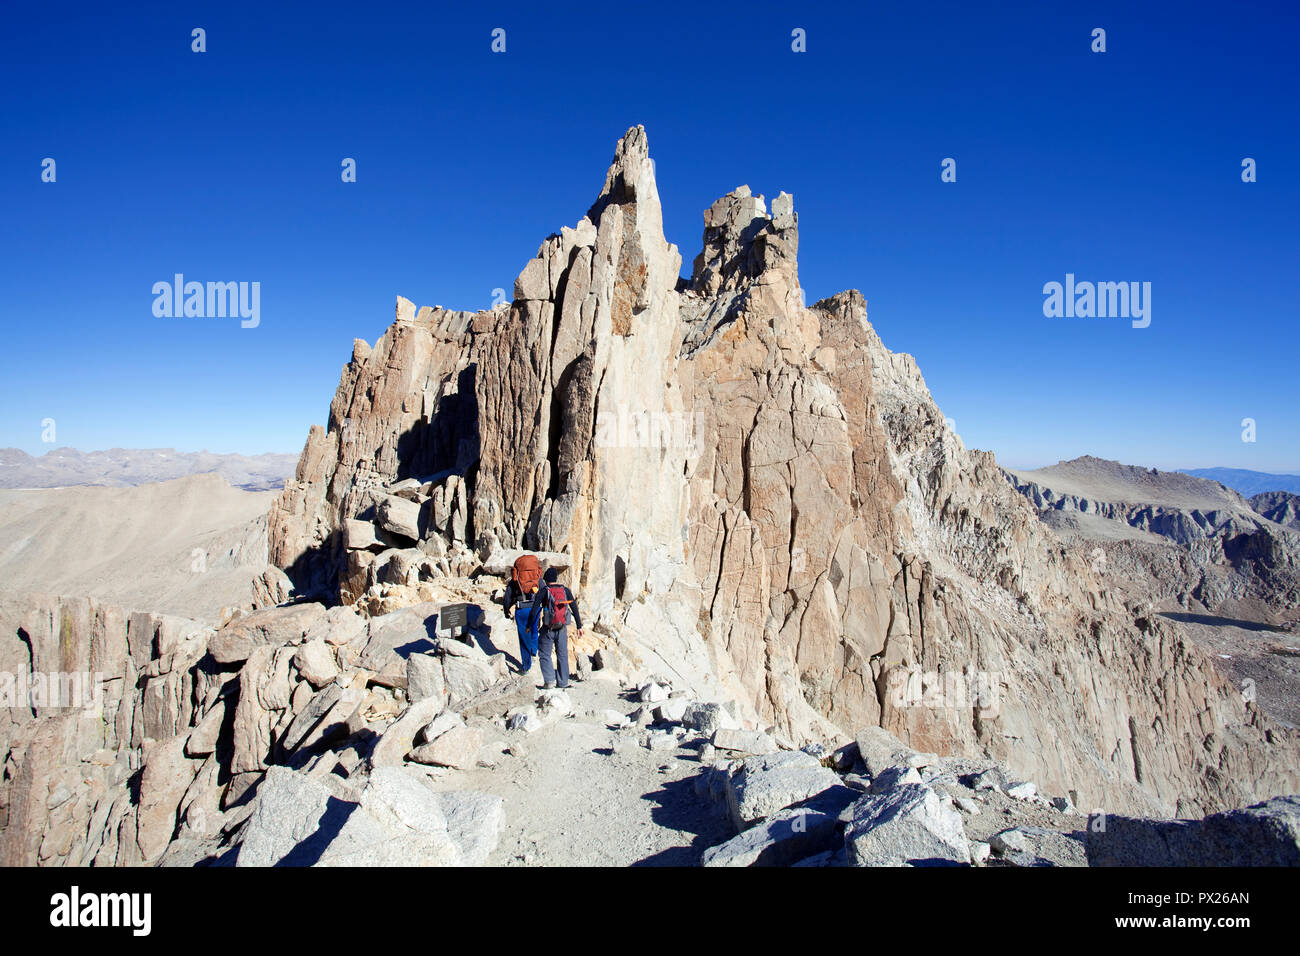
[2,0,1297,472]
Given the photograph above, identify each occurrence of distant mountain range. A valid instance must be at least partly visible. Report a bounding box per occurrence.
[0,447,298,491]
[1179,468,1300,497]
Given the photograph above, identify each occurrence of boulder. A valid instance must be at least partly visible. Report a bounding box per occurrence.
[185,696,229,757]
[1051,795,1077,814]
[376,494,423,541]
[373,548,426,587]
[280,684,343,754]
[954,796,982,815]
[434,790,505,866]
[360,602,438,672]
[387,478,424,498]
[682,702,738,735]
[438,636,488,660]
[316,767,462,867]
[230,644,285,773]
[291,682,367,754]
[293,640,339,689]
[209,603,327,665]
[655,698,689,723]
[135,735,200,861]
[369,697,445,769]
[990,826,1086,867]
[507,707,543,733]
[869,764,923,794]
[536,689,572,720]
[713,728,778,755]
[409,725,483,770]
[702,786,858,867]
[236,767,342,866]
[443,655,495,707]
[842,784,971,867]
[342,519,385,551]
[638,681,670,703]
[418,711,465,745]
[251,566,294,609]
[603,709,632,729]
[725,751,842,830]
[854,726,914,777]
[966,767,1005,793]
[645,731,677,751]
[406,653,447,707]
[1086,796,1300,867]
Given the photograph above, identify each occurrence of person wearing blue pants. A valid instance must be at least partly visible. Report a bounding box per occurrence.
[527,567,583,690]
[512,607,538,672]
[504,555,543,673]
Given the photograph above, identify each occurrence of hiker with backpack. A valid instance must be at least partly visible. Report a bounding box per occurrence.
[526,566,583,690]
[504,553,543,673]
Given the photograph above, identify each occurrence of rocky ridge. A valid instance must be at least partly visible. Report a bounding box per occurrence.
[1006,457,1300,619]
[5,126,1299,868]
[1252,491,1300,532]
[265,126,1300,818]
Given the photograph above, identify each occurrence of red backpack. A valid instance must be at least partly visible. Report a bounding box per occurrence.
[541,583,571,630]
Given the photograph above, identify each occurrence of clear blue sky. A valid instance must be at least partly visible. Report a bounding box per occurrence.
[2,0,1297,471]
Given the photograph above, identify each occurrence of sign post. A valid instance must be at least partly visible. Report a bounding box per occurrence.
[440,602,470,645]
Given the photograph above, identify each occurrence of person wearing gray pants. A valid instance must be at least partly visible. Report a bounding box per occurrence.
[526,567,583,689]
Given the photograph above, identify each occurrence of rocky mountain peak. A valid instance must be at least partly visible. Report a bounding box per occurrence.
[689,184,799,296]
[264,126,1300,819]
[587,123,654,222]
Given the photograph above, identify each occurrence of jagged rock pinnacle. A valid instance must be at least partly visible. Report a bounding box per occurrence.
[689,184,799,296]
[587,124,655,224]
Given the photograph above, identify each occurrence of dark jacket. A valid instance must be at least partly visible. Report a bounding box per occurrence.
[503,580,535,619]
[526,584,582,632]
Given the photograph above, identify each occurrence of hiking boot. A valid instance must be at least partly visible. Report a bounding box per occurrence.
[542,681,556,690]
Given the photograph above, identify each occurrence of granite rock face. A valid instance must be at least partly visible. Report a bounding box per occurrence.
[0,594,216,866]
[260,126,1300,819]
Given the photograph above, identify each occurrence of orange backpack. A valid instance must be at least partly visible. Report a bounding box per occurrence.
[511,554,542,595]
